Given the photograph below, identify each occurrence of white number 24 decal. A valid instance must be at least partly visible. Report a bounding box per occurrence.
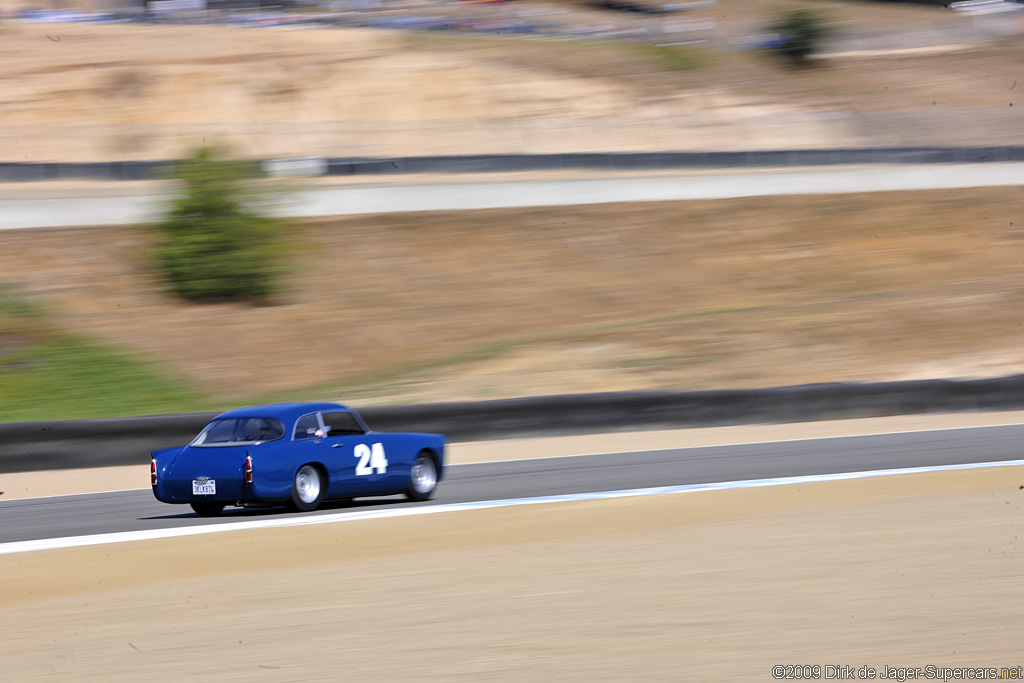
[354,443,388,475]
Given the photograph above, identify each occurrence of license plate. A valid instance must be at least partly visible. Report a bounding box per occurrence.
[193,480,216,495]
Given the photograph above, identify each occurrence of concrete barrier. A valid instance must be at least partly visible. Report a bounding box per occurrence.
[2,374,1024,473]
[261,157,329,178]
[2,147,1024,182]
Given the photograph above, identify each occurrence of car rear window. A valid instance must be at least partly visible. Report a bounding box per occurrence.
[190,417,285,447]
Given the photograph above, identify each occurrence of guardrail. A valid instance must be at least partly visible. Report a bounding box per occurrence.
[2,374,1024,474]
[1,147,1023,183]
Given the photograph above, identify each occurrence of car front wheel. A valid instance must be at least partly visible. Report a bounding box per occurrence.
[290,464,325,512]
[406,452,438,502]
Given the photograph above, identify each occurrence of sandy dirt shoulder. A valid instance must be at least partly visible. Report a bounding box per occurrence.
[4,410,1023,501]
[1,462,1021,680]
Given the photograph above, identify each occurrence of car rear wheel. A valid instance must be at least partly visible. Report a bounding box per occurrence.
[406,452,438,502]
[290,464,325,512]
[190,501,225,517]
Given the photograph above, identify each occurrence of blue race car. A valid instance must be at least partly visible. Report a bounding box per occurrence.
[151,402,446,517]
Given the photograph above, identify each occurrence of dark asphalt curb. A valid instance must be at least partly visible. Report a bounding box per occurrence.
[2,374,1024,473]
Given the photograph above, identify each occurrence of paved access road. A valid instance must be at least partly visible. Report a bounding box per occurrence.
[4,163,1024,229]
[2,424,1023,545]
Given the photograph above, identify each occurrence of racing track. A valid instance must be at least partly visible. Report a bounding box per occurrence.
[3,424,1023,546]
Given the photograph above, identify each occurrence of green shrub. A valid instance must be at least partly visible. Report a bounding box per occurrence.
[156,146,284,302]
[770,10,829,66]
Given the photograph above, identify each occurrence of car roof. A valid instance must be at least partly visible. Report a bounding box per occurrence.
[213,402,352,424]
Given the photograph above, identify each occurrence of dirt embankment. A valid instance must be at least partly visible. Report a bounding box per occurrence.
[2,186,1023,405]
[1,13,1022,162]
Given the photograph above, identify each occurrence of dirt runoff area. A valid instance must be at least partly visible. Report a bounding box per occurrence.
[2,414,1024,680]
[1,460,1023,681]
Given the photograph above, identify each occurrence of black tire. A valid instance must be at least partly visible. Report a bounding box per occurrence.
[190,501,226,517]
[289,464,325,512]
[405,452,438,502]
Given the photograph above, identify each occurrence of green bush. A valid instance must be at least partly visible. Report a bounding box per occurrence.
[156,146,284,302]
[770,10,829,66]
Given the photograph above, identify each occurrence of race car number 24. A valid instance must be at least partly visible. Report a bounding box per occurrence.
[354,443,388,475]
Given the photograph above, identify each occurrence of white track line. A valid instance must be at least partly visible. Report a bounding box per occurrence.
[2,458,1023,556]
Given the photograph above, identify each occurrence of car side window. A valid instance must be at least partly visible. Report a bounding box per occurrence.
[321,411,365,436]
[294,413,320,440]
[240,418,283,442]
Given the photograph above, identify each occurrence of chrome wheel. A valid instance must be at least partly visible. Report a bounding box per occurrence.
[295,465,322,504]
[406,453,438,502]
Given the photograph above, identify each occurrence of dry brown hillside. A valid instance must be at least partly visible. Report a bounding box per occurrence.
[1,186,1023,405]
[1,9,1021,162]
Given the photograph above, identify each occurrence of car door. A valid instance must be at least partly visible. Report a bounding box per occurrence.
[286,411,335,492]
[320,410,396,495]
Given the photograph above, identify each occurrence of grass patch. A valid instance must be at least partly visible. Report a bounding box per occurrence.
[634,44,709,71]
[0,286,199,423]
[0,283,46,321]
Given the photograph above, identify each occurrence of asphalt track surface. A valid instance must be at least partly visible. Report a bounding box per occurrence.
[3,424,1024,546]
[4,163,1024,229]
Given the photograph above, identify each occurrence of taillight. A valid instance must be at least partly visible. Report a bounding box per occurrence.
[150,459,157,486]
[244,455,253,484]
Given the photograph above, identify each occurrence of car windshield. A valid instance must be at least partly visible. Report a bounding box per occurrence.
[190,417,286,447]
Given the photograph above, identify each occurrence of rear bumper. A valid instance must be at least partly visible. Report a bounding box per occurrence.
[153,479,249,505]
[152,479,289,505]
